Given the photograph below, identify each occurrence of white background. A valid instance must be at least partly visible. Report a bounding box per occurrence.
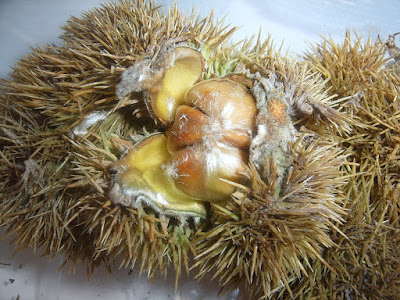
[0,0,399,299]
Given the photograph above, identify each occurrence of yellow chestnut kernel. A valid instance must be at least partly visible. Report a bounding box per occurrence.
[149,47,204,124]
[160,78,257,203]
[115,133,169,172]
[112,133,206,217]
[167,105,210,153]
[113,77,257,216]
[172,144,248,202]
[184,79,257,134]
[222,130,251,149]
[171,147,204,196]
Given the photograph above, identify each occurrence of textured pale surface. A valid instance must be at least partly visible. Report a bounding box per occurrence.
[1,0,399,79]
[0,0,399,299]
[0,231,245,300]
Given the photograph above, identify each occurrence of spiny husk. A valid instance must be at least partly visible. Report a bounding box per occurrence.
[0,0,240,283]
[190,36,355,298]
[289,31,400,299]
[225,32,354,134]
[193,132,351,298]
[0,1,381,299]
